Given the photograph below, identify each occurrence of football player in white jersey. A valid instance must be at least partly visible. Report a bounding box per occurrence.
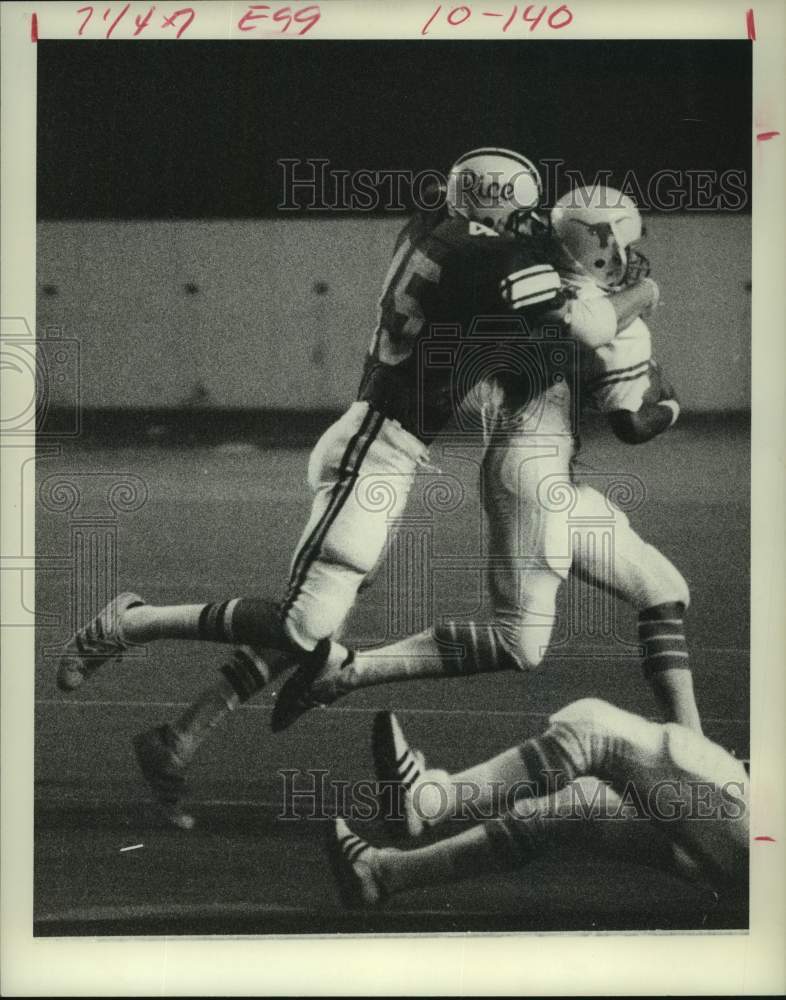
[274,187,701,735]
[553,186,679,441]
[329,701,748,908]
[550,186,698,728]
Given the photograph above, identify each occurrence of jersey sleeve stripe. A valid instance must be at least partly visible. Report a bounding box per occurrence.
[587,359,651,386]
[506,264,556,283]
[511,289,561,308]
[501,269,561,307]
[591,369,651,390]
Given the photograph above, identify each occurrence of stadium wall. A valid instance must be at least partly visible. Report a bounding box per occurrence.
[37,216,751,413]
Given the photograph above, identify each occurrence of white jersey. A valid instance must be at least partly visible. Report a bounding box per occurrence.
[564,274,653,413]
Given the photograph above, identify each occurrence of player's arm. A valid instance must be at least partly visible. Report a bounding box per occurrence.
[499,260,563,314]
[498,261,565,330]
[562,278,661,350]
[607,361,680,445]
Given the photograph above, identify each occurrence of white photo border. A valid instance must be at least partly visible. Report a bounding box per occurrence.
[1,0,784,995]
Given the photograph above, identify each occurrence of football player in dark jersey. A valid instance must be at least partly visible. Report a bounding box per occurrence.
[55,148,572,828]
[354,147,563,444]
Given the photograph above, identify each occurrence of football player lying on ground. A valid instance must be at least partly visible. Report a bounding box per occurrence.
[57,148,602,827]
[329,700,748,907]
[274,186,701,734]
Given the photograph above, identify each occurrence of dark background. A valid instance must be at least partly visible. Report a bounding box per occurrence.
[38,39,751,218]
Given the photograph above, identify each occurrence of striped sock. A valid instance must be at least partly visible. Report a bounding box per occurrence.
[638,602,689,678]
[638,602,701,731]
[433,621,519,676]
[172,675,241,758]
[197,599,240,643]
[220,645,272,701]
[172,647,272,758]
[517,730,578,796]
[344,626,518,694]
[121,596,302,648]
[198,596,295,652]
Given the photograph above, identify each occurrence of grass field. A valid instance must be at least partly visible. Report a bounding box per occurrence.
[34,414,750,935]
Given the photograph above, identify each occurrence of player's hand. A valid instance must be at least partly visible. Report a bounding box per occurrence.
[639,277,660,316]
[645,361,680,430]
[608,278,661,335]
[648,359,677,403]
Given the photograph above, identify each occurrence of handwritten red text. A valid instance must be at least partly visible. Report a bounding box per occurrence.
[73,3,321,38]
[422,3,573,35]
[237,4,321,35]
[77,5,196,38]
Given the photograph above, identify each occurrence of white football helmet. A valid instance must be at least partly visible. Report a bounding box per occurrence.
[551,186,649,289]
[446,147,542,236]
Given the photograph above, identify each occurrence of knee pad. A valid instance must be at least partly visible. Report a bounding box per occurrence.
[516,700,617,791]
[541,699,631,778]
[640,547,690,610]
[545,699,663,781]
[282,561,362,650]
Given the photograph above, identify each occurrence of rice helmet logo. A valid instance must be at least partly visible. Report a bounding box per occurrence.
[462,168,516,205]
[446,147,542,235]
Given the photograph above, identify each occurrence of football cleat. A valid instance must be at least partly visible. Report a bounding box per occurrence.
[372,711,427,839]
[270,641,353,733]
[133,724,195,830]
[56,591,145,692]
[327,817,386,908]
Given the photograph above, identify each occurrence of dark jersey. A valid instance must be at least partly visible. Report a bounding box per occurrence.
[357,210,564,442]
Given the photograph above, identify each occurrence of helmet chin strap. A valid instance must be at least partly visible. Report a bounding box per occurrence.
[506,208,546,239]
[624,247,651,284]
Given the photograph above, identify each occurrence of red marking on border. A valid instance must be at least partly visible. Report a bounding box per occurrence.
[31,12,38,42]
[421,4,442,35]
[754,836,775,842]
[745,8,755,40]
[757,131,780,141]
